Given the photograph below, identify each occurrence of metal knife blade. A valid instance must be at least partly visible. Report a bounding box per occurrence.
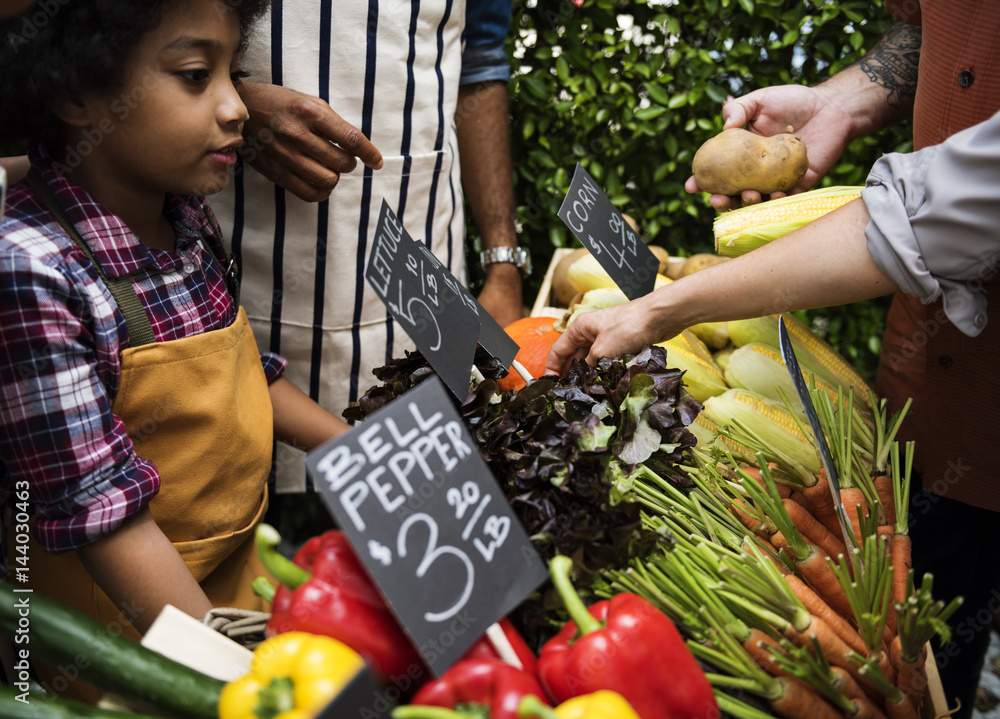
[777,315,857,556]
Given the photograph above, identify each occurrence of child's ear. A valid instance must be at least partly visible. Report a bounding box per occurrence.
[54,98,95,128]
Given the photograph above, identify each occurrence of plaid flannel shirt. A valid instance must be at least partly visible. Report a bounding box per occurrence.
[0,149,286,562]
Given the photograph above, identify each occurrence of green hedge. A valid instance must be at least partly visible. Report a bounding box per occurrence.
[469,0,913,381]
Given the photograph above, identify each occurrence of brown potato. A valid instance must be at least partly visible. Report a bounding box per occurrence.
[647,245,671,276]
[692,128,808,196]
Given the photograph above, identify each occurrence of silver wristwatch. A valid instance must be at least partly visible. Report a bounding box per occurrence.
[480,246,531,278]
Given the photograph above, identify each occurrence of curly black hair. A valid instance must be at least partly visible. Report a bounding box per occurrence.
[0,0,271,147]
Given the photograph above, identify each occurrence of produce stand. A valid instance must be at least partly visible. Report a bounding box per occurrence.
[528,246,951,719]
[3,243,955,719]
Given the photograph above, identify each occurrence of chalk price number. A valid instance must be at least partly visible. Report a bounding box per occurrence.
[307,377,548,673]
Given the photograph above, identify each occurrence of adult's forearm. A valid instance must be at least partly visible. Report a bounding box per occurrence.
[456,82,518,251]
[816,20,921,139]
[456,81,524,326]
[645,198,899,330]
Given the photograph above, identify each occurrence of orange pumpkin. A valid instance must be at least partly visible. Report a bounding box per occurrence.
[497,316,562,392]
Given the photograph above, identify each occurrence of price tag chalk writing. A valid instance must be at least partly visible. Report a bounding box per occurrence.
[558,163,660,300]
[366,200,481,399]
[306,377,548,675]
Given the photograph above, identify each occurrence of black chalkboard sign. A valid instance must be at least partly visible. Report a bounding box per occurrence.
[317,666,395,719]
[306,376,549,675]
[366,200,482,399]
[558,163,661,300]
[366,200,518,392]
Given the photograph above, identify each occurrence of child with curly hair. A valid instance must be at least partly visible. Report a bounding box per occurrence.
[0,0,351,695]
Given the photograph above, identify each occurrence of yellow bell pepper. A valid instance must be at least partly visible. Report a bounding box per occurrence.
[219,631,365,719]
[517,690,641,719]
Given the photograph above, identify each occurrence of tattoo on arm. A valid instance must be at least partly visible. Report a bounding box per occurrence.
[860,21,921,109]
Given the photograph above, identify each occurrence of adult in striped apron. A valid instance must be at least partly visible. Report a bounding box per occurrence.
[213,0,522,492]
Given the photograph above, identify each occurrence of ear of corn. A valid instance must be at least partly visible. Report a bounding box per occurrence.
[656,342,729,403]
[702,388,822,475]
[687,321,730,350]
[723,342,840,418]
[691,413,756,460]
[726,313,873,410]
[664,329,714,364]
[561,286,629,330]
[713,345,736,372]
[713,186,862,258]
[567,252,671,295]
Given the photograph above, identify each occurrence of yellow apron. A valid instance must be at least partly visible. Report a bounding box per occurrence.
[19,171,273,699]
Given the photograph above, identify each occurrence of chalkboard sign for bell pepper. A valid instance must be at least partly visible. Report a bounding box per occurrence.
[306,376,549,676]
[366,201,517,396]
[558,163,660,300]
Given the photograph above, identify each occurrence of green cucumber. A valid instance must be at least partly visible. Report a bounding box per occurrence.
[0,583,224,719]
[0,684,157,718]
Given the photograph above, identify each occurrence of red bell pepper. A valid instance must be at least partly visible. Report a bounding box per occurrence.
[458,617,538,677]
[393,658,550,719]
[257,524,427,689]
[257,525,538,692]
[537,555,718,719]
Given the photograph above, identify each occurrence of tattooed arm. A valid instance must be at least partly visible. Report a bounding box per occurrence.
[688,20,922,209]
[817,21,922,138]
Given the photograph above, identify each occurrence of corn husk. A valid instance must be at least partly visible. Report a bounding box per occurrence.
[714,186,862,258]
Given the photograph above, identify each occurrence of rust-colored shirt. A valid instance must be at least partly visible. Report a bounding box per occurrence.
[879,0,1000,510]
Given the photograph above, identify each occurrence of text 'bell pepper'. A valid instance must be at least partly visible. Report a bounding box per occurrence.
[537,555,718,719]
[392,659,550,719]
[518,690,641,719]
[219,631,364,719]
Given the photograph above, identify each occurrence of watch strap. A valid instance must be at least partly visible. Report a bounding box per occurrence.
[480,246,530,278]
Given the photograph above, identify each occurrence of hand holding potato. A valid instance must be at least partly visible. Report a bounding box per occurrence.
[686,84,856,210]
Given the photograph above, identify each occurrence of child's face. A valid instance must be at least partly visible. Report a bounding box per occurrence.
[74,0,249,198]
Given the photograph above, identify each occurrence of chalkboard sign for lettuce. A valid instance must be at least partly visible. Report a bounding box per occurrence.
[558,163,660,300]
[366,200,517,387]
[306,376,549,675]
[366,200,481,399]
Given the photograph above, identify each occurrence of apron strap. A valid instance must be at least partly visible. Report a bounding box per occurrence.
[26,169,157,347]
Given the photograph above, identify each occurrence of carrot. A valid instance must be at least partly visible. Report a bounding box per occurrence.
[847,695,889,719]
[789,615,856,670]
[890,635,928,697]
[744,536,791,576]
[783,497,848,562]
[743,628,794,678]
[785,574,866,655]
[873,474,896,526]
[830,666,865,700]
[799,469,842,538]
[877,524,895,543]
[769,676,842,719]
[793,544,855,618]
[731,497,774,538]
[840,487,870,546]
[740,464,794,498]
[890,533,912,606]
[872,648,897,685]
[884,693,919,719]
